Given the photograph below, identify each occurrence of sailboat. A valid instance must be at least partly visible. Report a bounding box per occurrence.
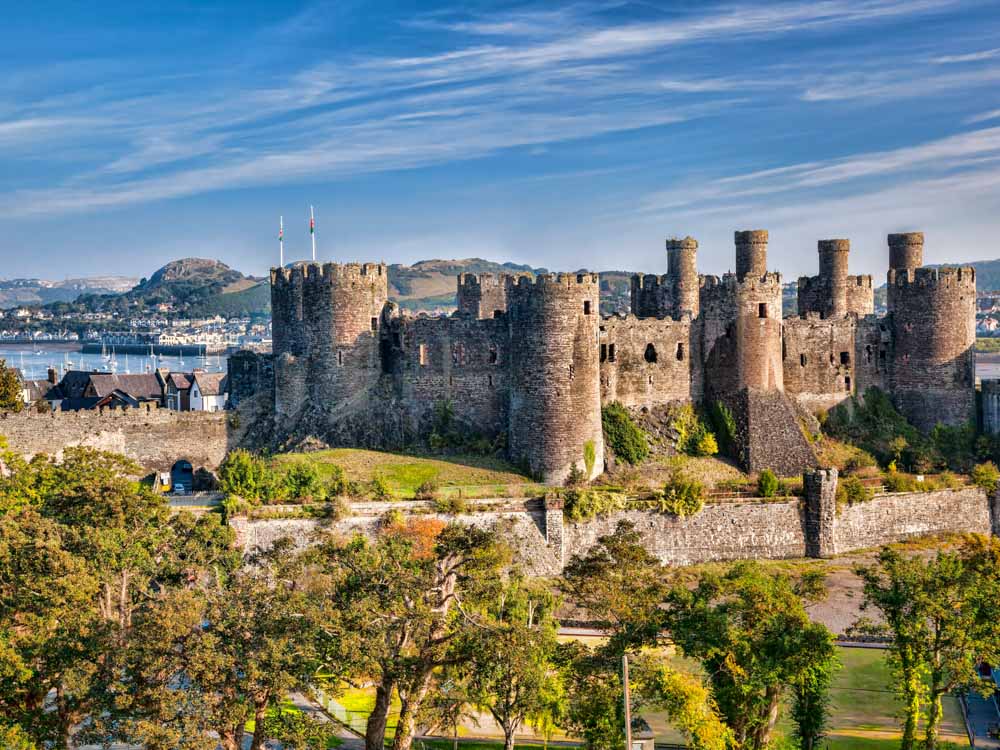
[124,353,130,374]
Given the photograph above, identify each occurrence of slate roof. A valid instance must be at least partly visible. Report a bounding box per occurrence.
[87,373,163,401]
[167,372,194,391]
[193,371,227,397]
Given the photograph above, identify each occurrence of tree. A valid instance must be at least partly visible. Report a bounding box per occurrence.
[460,575,562,750]
[119,538,322,750]
[0,359,23,413]
[559,522,728,750]
[312,518,510,750]
[667,562,837,750]
[857,540,1000,750]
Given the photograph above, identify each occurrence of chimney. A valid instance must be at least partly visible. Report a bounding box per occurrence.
[47,368,57,384]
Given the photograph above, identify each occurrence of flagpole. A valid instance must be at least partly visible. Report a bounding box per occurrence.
[310,205,316,262]
[279,216,284,268]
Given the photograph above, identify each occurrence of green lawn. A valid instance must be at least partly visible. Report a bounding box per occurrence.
[274,448,541,499]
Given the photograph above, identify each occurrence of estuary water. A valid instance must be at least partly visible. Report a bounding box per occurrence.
[0,343,227,381]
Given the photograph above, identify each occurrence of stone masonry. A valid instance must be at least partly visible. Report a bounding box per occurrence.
[268,230,976,478]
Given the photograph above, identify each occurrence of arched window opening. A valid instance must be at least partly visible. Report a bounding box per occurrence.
[644,343,658,363]
[800,353,808,367]
[676,343,685,361]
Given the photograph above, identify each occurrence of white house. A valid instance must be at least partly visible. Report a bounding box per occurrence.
[190,371,227,412]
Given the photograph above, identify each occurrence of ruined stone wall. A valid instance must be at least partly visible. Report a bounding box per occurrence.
[598,315,701,408]
[889,267,976,430]
[227,350,274,408]
[846,275,875,316]
[782,315,856,413]
[630,274,671,319]
[834,487,993,552]
[983,379,1000,434]
[507,274,604,483]
[385,313,509,438]
[853,316,892,398]
[698,275,741,397]
[0,406,233,472]
[457,273,515,319]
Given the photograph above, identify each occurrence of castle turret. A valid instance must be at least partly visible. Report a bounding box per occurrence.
[735,229,768,282]
[818,239,850,318]
[667,236,699,319]
[506,273,604,483]
[630,274,671,318]
[889,264,976,431]
[457,273,515,319]
[270,262,388,415]
[889,231,924,271]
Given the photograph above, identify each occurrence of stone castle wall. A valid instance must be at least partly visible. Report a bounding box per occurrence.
[228,480,1000,574]
[0,406,232,472]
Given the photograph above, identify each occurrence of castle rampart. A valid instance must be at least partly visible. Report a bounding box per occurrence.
[457,272,519,319]
[797,239,874,318]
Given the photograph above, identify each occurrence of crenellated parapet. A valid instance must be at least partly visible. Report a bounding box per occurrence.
[457,272,526,318]
[630,273,672,318]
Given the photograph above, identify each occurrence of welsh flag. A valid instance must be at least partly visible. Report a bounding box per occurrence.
[310,216,315,234]
[278,226,283,241]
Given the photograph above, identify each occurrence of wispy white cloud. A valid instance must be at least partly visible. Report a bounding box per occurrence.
[933,47,1000,63]
[967,108,1000,124]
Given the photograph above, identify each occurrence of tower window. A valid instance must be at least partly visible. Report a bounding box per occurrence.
[676,342,685,361]
[489,345,499,365]
[600,343,608,363]
[419,344,427,366]
[840,351,850,365]
[644,343,658,363]
[865,345,872,363]
[800,353,807,367]
[758,303,768,318]
[584,300,592,315]
[845,376,852,391]
[371,317,378,332]
[608,344,616,363]
[337,350,344,367]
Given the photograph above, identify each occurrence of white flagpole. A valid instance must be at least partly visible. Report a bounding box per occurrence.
[310,205,316,262]
[279,215,284,268]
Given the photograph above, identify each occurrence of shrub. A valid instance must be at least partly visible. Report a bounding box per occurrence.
[369,474,393,502]
[563,489,627,523]
[757,469,780,498]
[709,400,737,456]
[602,402,649,465]
[320,497,350,522]
[883,471,918,493]
[971,461,1000,491]
[671,404,719,457]
[583,440,597,478]
[282,462,325,503]
[378,508,404,529]
[836,475,872,507]
[660,474,704,517]
[414,479,440,501]
[565,463,586,487]
[325,464,348,497]
[433,495,468,514]
[218,449,274,504]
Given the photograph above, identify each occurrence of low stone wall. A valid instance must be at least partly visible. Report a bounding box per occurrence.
[0,406,234,472]
[833,487,994,553]
[563,500,808,566]
[226,480,1000,573]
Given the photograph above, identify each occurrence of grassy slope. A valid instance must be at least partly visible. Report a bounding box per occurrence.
[272,448,538,498]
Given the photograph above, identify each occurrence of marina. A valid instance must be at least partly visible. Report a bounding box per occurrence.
[0,342,228,381]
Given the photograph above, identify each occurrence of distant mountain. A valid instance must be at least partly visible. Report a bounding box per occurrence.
[388,258,545,311]
[0,276,137,309]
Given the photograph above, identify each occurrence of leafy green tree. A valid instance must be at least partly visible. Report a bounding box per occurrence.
[218,448,276,503]
[460,575,562,750]
[0,360,23,413]
[970,461,1000,491]
[757,470,779,498]
[119,538,321,750]
[667,562,837,750]
[283,461,326,502]
[312,518,510,750]
[857,541,1000,750]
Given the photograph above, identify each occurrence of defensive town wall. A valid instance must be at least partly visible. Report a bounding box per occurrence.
[0,405,233,472]
[228,472,1000,576]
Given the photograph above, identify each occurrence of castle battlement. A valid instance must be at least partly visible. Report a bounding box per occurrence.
[850,275,873,288]
[508,272,600,288]
[631,273,670,290]
[270,262,386,286]
[892,266,976,289]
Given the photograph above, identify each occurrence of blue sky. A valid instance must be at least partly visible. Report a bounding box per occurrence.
[3,0,1000,280]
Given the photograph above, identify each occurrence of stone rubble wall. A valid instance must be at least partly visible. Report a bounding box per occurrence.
[0,406,232,472]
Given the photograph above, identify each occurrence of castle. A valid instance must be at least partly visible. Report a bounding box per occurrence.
[267,230,976,483]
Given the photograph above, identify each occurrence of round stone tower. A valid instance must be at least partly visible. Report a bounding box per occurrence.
[303,262,388,406]
[818,239,850,318]
[506,273,604,484]
[889,232,924,271]
[735,272,785,392]
[890,265,976,431]
[666,236,699,319]
[735,230,768,282]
